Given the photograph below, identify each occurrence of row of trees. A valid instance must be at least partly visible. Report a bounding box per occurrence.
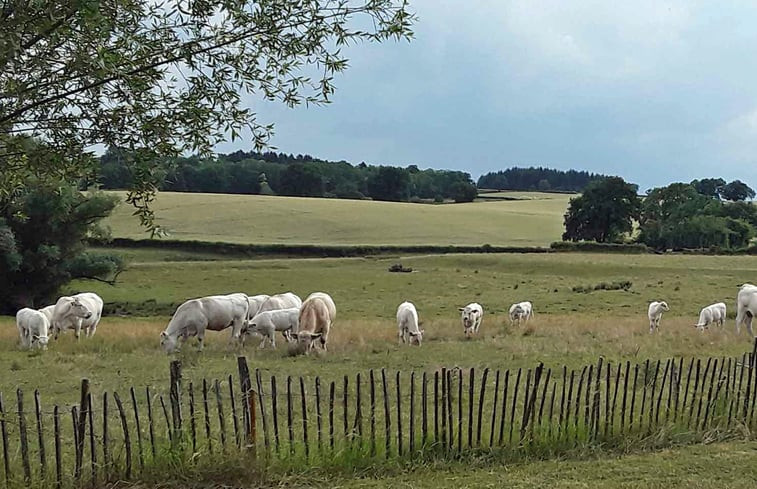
[100,149,479,203]
[477,167,608,192]
[563,177,757,250]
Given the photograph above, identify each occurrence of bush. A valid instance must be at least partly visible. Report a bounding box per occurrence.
[551,241,650,253]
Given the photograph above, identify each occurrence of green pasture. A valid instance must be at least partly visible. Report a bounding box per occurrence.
[2,251,756,407]
[104,191,571,246]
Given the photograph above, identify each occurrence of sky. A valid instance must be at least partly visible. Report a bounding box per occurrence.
[214,1,757,191]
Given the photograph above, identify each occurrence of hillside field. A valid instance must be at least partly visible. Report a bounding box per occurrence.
[104,191,571,246]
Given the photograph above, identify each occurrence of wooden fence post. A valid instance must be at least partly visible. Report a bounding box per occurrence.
[509,368,522,444]
[467,368,474,448]
[74,380,89,481]
[236,357,253,448]
[381,369,390,458]
[300,377,309,460]
[271,376,280,453]
[87,393,96,487]
[102,393,110,480]
[477,368,489,446]
[369,370,376,456]
[113,392,132,480]
[129,387,144,471]
[0,393,9,483]
[409,372,415,455]
[315,377,323,452]
[421,371,428,449]
[214,380,227,449]
[225,377,238,448]
[34,390,46,479]
[188,382,197,453]
[18,388,31,483]
[53,406,61,489]
[145,387,155,460]
[286,376,294,456]
[254,370,268,452]
[168,362,182,444]
[201,381,211,452]
[396,371,403,456]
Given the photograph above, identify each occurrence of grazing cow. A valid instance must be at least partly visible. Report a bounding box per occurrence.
[247,308,300,349]
[459,303,483,338]
[160,295,249,353]
[397,301,423,346]
[291,297,332,353]
[16,308,50,350]
[51,292,104,340]
[509,301,533,326]
[736,284,757,336]
[695,302,727,332]
[306,292,337,323]
[648,301,670,333]
[247,292,301,343]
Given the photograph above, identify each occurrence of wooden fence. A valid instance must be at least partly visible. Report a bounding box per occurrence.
[2,341,757,487]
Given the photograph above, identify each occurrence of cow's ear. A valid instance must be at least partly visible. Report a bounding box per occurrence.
[409,331,418,336]
[290,333,299,339]
[160,332,167,339]
[311,333,323,339]
[458,308,464,312]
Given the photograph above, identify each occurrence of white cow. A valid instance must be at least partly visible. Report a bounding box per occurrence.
[16,308,50,350]
[459,303,483,338]
[648,301,670,333]
[51,292,104,339]
[305,292,336,323]
[695,302,727,332]
[160,295,249,353]
[245,292,301,343]
[509,301,533,326]
[397,301,423,346]
[736,284,757,336]
[248,308,300,349]
[291,297,332,353]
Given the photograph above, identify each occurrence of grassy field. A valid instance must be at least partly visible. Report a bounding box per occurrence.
[2,252,755,406]
[103,191,571,246]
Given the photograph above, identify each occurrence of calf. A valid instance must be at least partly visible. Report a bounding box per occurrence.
[459,303,483,338]
[16,308,50,350]
[648,301,670,333]
[248,308,300,348]
[695,302,726,332]
[397,301,424,346]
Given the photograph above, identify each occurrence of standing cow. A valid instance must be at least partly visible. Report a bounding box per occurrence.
[51,292,104,340]
[160,294,249,353]
[648,300,670,333]
[16,308,50,350]
[736,284,757,336]
[509,301,533,326]
[459,303,483,338]
[397,301,423,346]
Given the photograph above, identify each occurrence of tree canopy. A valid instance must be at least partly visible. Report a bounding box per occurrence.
[0,0,415,234]
[478,167,608,192]
[562,177,641,243]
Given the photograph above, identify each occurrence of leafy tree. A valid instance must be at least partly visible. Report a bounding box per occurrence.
[478,167,608,192]
[0,174,122,313]
[721,180,756,202]
[450,181,478,203]
[691,178,726,198]
[366,167,411,202]
[0,1,415,234]
[278,164,324,197]
[562,177,641,243]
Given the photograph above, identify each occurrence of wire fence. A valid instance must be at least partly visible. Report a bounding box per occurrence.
[2,340,757,487]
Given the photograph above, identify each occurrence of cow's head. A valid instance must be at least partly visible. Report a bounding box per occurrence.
[459,307,479,335]
[659,301,670,312]
[160,331,178,353]
[69,299,92,319]
[290,332,322,353]
[409,329,424,346]
[510,305,524,320]
[32,334,49,350]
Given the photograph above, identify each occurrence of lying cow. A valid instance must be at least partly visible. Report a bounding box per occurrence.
[459,303,483,338]
[648,300,670,333]
[247,308,300,349]
[51,292,103,340]
[397,301,423,346]
[291,296,332,354]
[509,301,532,326]
[695,302,726,332]
[160,294,248,353]
[16,308,50,350]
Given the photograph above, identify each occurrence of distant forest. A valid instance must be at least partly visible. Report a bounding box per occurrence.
[99,149,479,203]
[477,167,609,192]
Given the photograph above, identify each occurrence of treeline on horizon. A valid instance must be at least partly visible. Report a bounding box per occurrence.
[98,149,612,203]
[99,149,478,203]
[477,167,608,192]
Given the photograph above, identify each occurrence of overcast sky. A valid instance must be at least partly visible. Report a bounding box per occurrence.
[215,1,757,191]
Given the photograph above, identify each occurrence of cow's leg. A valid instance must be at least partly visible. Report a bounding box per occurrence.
[398,328,404,344]
[745,312,754,337]
[649,320,655,334]
[74,321,82,340]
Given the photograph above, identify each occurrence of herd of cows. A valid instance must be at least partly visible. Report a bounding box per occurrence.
[12,283,757,353]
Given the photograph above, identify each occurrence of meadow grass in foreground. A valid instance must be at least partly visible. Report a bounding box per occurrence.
[103,191,571,246]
